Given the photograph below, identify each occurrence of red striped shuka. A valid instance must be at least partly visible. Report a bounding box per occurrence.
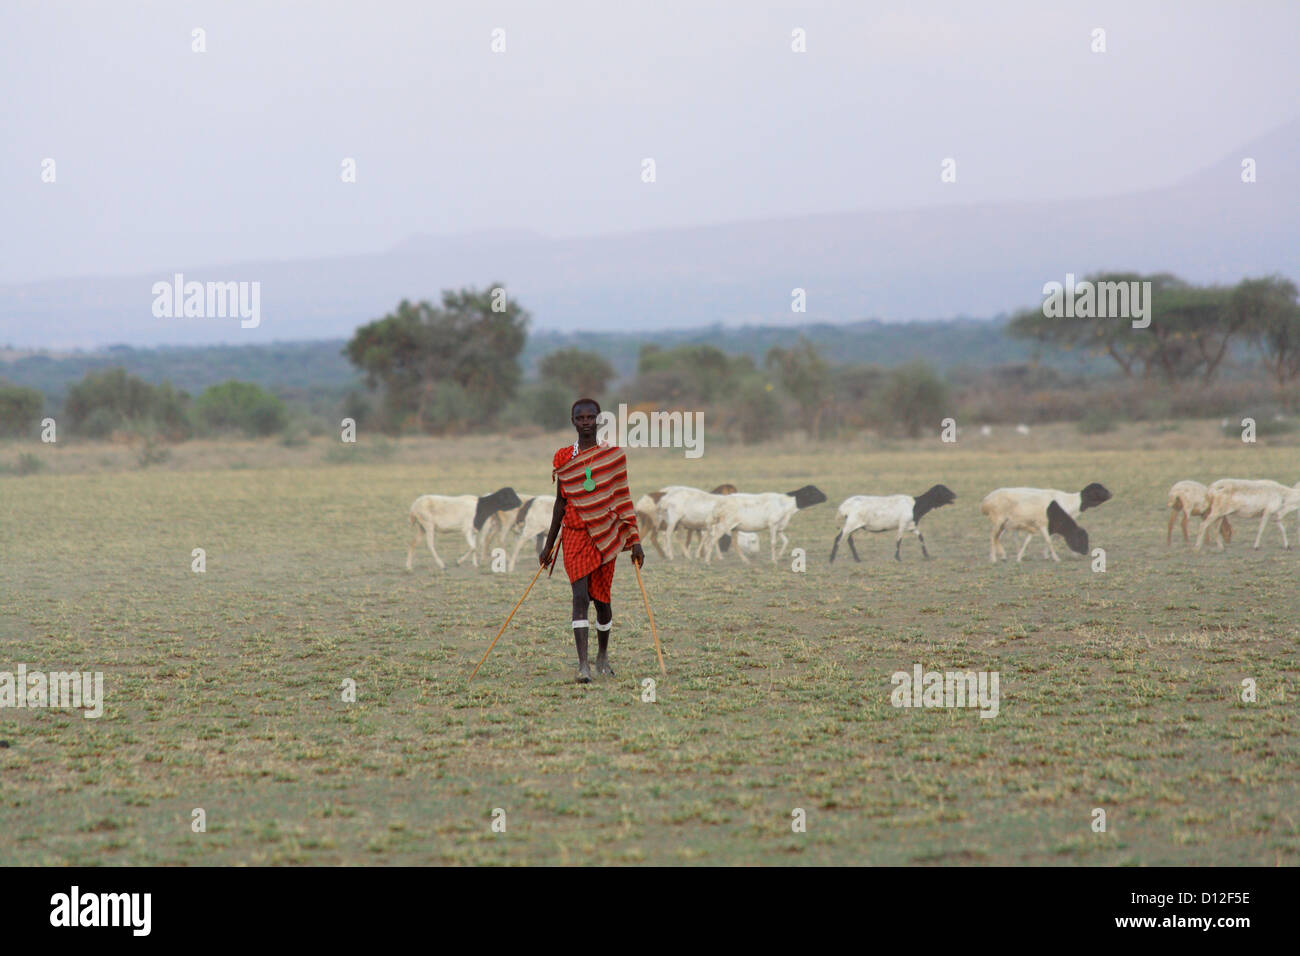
[551,442,640,603]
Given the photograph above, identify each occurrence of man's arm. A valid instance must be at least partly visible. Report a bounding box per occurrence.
[540,489,565,567]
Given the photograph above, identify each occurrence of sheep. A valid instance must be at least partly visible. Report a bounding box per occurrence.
[980,483,1110,563]
[477,494,536,563]
[1167,480,1232,546]
[704,485,828,564]
[405,487,522,570]
[655,484,741,560]
[1194,479,1300,552]
[506,494,555,571]
[829,484,957,563]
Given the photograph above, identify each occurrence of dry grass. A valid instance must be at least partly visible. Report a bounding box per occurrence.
[0,428,1296,865]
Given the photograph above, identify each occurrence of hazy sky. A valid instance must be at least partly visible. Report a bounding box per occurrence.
[3,0,1298,285]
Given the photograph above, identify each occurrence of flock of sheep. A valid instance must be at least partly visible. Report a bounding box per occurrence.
[403,476,1300,572]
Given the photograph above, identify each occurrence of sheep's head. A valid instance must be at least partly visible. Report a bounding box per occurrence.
[1047,500,1090,555]
[710,483,738,495]
[787,485,827,510]
[1079,482,1112,511]
[474,487,523,530]
[913,484,957,522]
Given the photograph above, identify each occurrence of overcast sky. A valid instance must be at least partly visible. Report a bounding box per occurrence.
[3,0,1298,285]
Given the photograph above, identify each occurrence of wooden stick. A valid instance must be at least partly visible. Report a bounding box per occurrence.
[634,560,666,675]
[470,540,557,682]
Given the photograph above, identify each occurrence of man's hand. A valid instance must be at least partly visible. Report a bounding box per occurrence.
[539,538,555,568]
[631,543,645,567]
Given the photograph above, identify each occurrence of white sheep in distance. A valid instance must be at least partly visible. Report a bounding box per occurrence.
[1167,480,1232,546]
[406,487,522,570]
[1194,479,1300,552]
[704,485,828,564]
[829,484,957,562]
[980,483,1111,563]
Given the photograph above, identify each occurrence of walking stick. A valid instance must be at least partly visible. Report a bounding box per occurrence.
[470,538,559,682]
[634,560,666,675]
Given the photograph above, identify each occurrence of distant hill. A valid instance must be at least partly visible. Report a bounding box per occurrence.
[0,317,1115,406]
[1,118,1296,349]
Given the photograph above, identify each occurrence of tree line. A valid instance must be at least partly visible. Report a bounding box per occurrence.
[2,273,1296,446]
[1009,273,1300,388]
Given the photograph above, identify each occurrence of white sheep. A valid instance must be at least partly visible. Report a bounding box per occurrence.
[506,494,555,571]
[980,483,1110,563]
[478,494,535,563]
[829,484,956,562]
[1194,479,1300,551]
[406,487,522,570]
[704,485,827,564]
[656,485,735,560]
[1166,480,1231,546]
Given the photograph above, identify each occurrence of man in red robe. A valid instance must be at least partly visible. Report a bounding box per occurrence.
[541,398,644,683]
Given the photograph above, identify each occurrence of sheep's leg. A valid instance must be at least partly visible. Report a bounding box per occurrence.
[1015,530,1035,562]
[424,525,446,570]
[775,529,789,563]
[1166,507,1178,545]
[989,521,1003,563]
[1220,517,1232,545]
[1040,525,1060,562]
[1277,515,1290,550]
[846,530,862,562]
[829,530,843,563]
[662,516,678,560]
[645,524,668,560]
[916,528,929,559]
[732,528,753,564]
[406,519,423,570]
[1253,512,1270,550]
[508,530,529,572]
[456,527,477,566]
[1194,513,1216,551]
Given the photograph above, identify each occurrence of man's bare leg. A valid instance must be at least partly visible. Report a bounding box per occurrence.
[572,576,592,683]
[593,599,614,677]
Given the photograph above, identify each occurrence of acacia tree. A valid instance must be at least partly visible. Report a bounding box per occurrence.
[1236,275,1300,398]
[1009,273,1252,383]
[344,285,529,432]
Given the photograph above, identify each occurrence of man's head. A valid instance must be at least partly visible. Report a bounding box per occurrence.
[571,398,601,438]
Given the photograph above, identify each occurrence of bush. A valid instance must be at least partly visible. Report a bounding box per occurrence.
[875,361,950,438]
[191,381,288,437]
[1077,410,1116,434]
[64,367,191,439]
[135,434,171,468]
[0,452,46,476]
[725,378,786,444]
[0,384,44,438]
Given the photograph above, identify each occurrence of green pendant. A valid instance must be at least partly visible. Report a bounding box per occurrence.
[582,466,596,492]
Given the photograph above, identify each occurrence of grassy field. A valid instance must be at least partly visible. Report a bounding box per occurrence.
[1,423,1297,865]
